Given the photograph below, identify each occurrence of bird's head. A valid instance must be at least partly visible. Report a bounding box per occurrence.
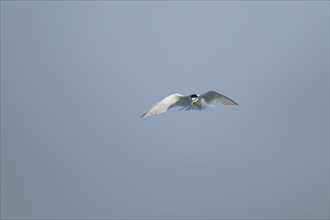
[190,94,199,105]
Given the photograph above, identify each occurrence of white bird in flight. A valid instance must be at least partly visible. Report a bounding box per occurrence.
[141,91,238,117]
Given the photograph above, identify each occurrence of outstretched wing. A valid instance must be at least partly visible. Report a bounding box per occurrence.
[199,91,238,106]
[141,94,190,117]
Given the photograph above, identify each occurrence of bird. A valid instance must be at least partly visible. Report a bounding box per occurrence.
[141,91,238,117]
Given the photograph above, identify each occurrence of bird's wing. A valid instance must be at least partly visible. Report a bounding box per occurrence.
[199,91,238,106]
[141,93,190,117]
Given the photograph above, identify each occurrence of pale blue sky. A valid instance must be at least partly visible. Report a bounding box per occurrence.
[1,1,329,219]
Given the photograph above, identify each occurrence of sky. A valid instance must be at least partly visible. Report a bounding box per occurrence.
[1,1,329,219]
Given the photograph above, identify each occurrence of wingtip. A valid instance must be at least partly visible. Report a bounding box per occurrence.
[141,112,150,118]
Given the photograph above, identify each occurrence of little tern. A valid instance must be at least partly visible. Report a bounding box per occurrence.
[141,91,238,117]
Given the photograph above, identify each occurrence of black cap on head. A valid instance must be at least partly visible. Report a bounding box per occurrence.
[190,94,198,99]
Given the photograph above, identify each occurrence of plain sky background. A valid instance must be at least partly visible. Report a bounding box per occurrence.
[1,1,329,219]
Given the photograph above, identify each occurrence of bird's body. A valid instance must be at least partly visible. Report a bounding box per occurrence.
[141,91,238,117]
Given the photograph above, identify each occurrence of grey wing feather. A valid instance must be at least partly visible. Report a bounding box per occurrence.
[200,91,238,106]
[141,94,190,117]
